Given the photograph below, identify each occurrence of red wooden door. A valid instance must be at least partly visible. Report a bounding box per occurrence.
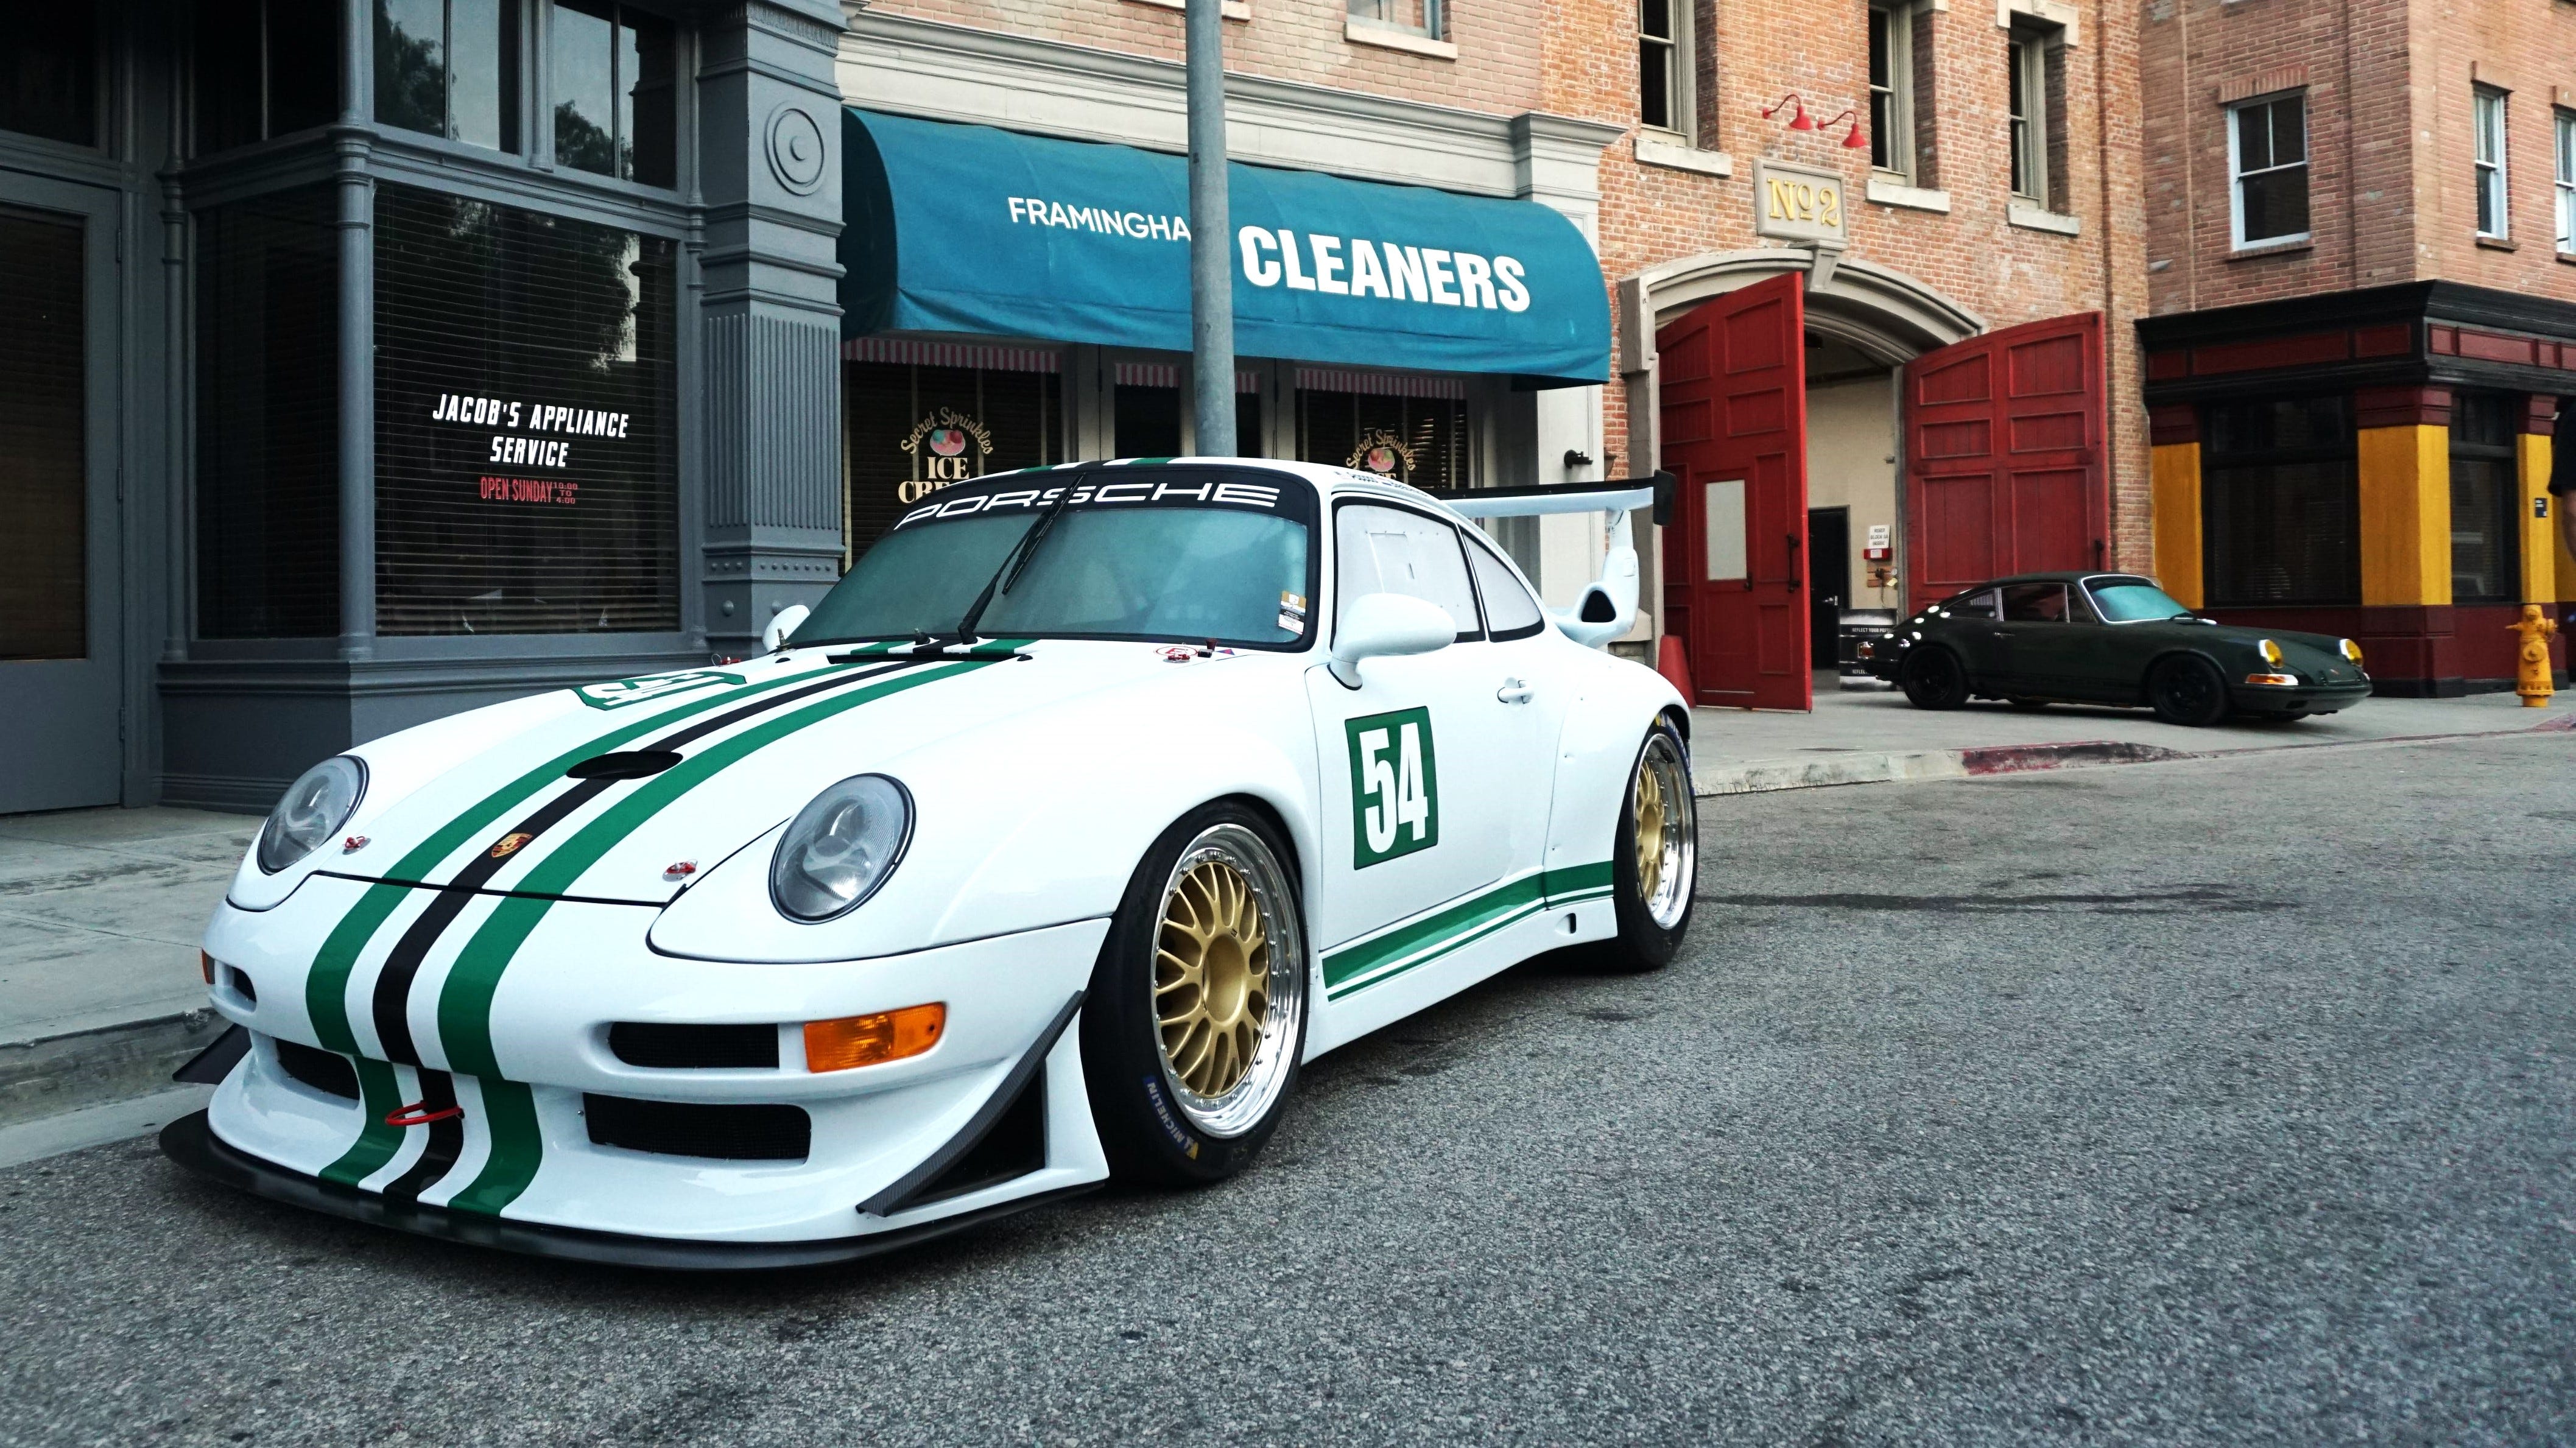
[1902,312,2106,612]
[1658,274,1810,711]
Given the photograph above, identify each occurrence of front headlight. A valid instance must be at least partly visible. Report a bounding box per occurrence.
[2257,638,2285,666]
[256,756,367,874]
[771,774,913,923]
[2340,638,2364,664]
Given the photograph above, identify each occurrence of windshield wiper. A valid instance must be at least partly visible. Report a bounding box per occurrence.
[950,476,1082,643]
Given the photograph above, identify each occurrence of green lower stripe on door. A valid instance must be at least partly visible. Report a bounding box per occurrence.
[1321,862,1616,999]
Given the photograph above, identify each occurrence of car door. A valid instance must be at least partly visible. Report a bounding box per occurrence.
[1304,503,1541,983]
[1992,580,2081,695]
[1459,526,1572,871]
[1931,586,2008,684]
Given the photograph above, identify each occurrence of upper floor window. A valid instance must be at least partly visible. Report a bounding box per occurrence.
[1868,4,1914,178]
[2474,86,2508,239]
[376,0,523,152]
[1639,0,1683,134]
[1348,0,1444,41]
[2555,110,2574,254]
[0,1,101,149]
[2007,29,2047,202]
[551,0,676,186]
[199,0,344,154]
[2229,93,2309,248]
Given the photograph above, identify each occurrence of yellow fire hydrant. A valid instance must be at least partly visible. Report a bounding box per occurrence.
[2508,604,2558,707]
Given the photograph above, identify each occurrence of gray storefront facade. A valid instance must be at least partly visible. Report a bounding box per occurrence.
[0,0,846,814]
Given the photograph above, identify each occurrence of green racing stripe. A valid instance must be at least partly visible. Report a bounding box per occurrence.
[432,656,1007,1216]
[1321,862,1614,1000]
[306,653,892,1188]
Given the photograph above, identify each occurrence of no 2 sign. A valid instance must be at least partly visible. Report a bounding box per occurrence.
[1344,707,1440,868]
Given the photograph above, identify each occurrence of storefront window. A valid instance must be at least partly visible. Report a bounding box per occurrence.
[373,183,678,634]
[551,0,675,187]
[1295,369,1472,490]
[2448,392,2522,603]
[843,340,1063,561]
[197,0,343,153]
[0,209,87,661]
[198,186,342,639]
[1,2,100,148]
[375,0,521,152]
[2200,395,2358,607]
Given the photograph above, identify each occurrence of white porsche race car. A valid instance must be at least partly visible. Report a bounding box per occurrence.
[164,459,1698,1267]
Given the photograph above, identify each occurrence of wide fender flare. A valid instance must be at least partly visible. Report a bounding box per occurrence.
[1543,657,1685,876]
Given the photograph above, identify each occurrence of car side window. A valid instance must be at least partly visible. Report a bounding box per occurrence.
[1999,583,2069,622]
[1462,534,1547,641]
[1335,504,1483,642]
[1939,588,2001,620]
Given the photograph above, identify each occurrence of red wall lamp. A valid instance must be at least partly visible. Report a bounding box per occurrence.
[1759,94,1869,150]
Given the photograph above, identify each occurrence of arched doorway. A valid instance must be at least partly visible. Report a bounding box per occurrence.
[1626,251,2105,709]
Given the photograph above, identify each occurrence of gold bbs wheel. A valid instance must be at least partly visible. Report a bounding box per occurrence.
[1630,729,1695,931]
[1150,823,1306,1137]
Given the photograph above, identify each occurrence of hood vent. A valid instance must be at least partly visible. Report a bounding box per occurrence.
[565,750,684,781]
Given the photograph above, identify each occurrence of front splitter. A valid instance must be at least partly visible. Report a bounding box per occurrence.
[159,1111,1094,1272]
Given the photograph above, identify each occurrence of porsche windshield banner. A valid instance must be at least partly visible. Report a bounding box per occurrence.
[887,465,1316,533]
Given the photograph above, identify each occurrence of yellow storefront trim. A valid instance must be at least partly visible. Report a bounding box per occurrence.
[2356,424,2451,608]
[2519,432,2559,605]
[2150,441,2202,607]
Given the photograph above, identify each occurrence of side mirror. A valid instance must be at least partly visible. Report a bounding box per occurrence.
[1329,592,1457,687]
[762,602,812,653]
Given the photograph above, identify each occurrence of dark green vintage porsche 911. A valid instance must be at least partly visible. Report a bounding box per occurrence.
[1856,572,2371,726]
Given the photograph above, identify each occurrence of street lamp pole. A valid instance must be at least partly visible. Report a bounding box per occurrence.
[1186,0,1236,456]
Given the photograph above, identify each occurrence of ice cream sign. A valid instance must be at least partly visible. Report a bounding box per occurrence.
[898,407,995,504]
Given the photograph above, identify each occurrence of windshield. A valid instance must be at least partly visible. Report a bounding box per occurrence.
[793,468,1316,649]
[2087,577,2194,622]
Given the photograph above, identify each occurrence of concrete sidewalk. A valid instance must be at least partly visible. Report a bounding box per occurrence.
[1689,677,2572,793]
[0,807,249,1127]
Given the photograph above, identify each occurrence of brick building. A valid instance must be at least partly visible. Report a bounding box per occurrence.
[2136,0,2576,692]
[1546,0,2149,708]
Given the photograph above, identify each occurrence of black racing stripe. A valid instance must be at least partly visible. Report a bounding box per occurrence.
[379,1070,465,1204]
[363,660,917,1064]
[370,775,622,1063]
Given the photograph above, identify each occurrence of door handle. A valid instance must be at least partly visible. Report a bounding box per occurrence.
[1496,678,1533,704]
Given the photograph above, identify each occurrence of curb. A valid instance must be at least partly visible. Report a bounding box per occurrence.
[1692,739,2191,797]
[0,1009,227,1130]
[1692,714,2572,797]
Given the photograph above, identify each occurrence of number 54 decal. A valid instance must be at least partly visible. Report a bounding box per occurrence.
[1344,707,1438,868]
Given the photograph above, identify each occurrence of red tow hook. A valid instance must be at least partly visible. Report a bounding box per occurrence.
[384,1100,464,1128]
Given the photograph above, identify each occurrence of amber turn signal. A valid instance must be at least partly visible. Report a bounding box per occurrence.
[2244,672,2298,686]
[804,1003,945,1072]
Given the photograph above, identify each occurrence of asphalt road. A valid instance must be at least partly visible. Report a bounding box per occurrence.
[4,731,2572,1446]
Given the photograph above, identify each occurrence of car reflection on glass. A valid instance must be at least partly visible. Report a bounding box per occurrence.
[1854,572,2371,726]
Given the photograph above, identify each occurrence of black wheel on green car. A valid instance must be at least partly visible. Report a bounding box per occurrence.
[1603,719,1697,972]
[1899,647,1971,711]
[1080,801,1309,1186]
[2147,654,2231,726]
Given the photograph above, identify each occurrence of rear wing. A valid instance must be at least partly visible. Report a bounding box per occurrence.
[1419,471,1677,650]
[1421,472,1676,527]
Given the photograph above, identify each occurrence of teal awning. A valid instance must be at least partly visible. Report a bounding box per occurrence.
[839,108,1610,387]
